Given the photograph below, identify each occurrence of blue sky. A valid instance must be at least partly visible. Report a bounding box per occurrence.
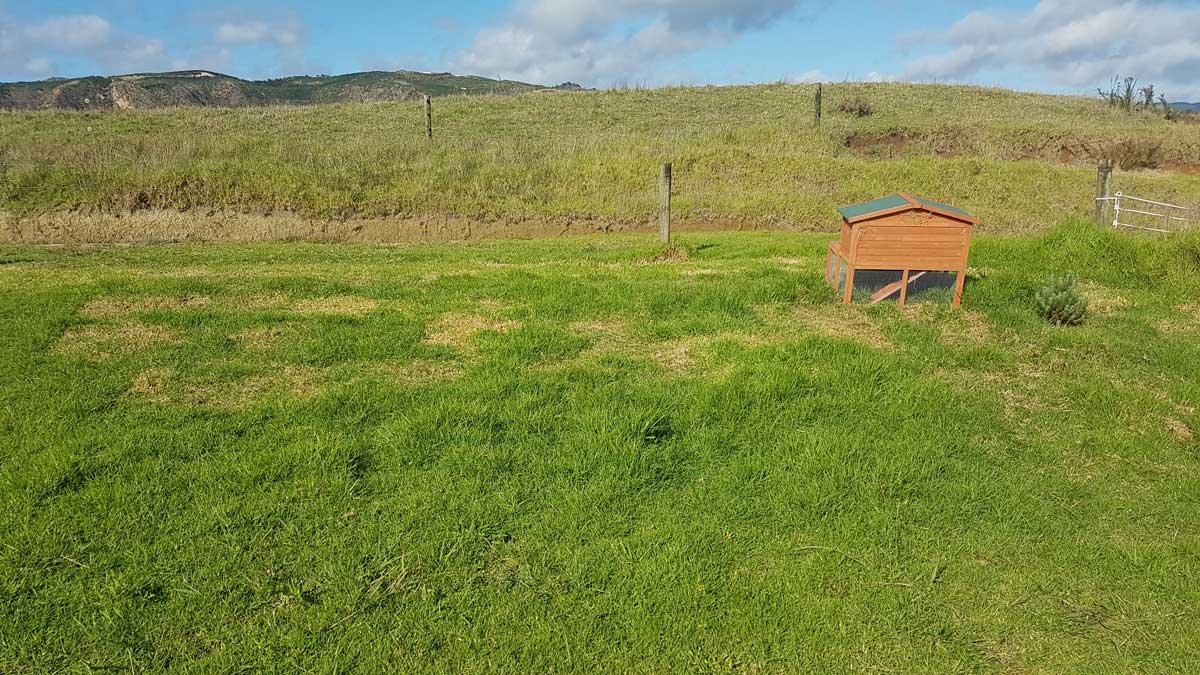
[3,1,1199,99]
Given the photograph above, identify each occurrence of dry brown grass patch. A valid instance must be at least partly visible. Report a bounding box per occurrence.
[935,355,1069,419]
[291,296,378,316]
[473,299,513,312]
[81,295,210,317]
[788,304,891,349]
[900,306,994,344]
[652,340,696,370]
[769,256,821,271]
[566,320,772,373]
[569,320,641,353]
[1078,282,1129,316]
[377,359,464,385]
[1165,416,1193,441]
[130,365,325,408]
[56,322,183,359]
[236,293,293,310]
[229,324,294,350]
[648,245,690,263]
[1153,304,1200,335]
[129,367,175,403]
[424,313,520,350]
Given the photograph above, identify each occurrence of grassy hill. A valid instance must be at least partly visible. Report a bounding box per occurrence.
[1,82,1199,241]
[0,70,568,111]
[2,221,1199,671]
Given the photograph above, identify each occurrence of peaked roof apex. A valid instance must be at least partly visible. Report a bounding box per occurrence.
[838,193,979,225]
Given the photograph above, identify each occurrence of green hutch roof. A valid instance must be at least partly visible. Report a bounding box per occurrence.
[838,193,978,225]
[837,195,910,220]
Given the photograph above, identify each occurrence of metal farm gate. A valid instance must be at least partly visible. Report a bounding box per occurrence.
[1097,192,1199,234]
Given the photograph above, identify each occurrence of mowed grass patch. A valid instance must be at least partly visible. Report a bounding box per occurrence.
[1,221,1199,672]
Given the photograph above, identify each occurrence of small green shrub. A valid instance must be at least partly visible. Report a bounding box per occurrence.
[1035,273,1088,325]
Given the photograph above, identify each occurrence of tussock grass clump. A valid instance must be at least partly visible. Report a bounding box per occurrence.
[646,242,691,263]
[837,96,875,117]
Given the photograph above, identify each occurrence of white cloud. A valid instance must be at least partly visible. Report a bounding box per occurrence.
[214,20,303,48]
[24,57,53,76]
[454,0,819,86]
[0,11,312,80]
[0,14,164,75]
[904,0,1200,99]
[788,69,828,84]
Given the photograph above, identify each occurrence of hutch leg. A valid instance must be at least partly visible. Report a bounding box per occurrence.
[952,268,966,307]
[843,266,856,304]
[899,269,910,305]
[826,247,835,286]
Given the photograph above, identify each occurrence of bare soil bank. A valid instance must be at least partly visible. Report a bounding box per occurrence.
[0,210,805,245]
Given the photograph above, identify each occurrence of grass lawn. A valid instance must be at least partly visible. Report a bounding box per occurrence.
[1,221,1199,672]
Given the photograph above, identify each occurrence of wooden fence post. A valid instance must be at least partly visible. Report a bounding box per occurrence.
[424,95,433,140]
[814,83,822,128]
[659,162,672,243]
[1095,160,1113,225]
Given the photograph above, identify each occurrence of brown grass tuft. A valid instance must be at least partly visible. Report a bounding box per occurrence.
[1165,416,1194,441]
[237,293,293,310]
[566,320,771,373]
[753,303,891,349]
[424,313,520,350]
[129,367,175,403]
[56,322,183,359]
[569,320,642,354]
[377,359,464,385]
[81,295,210,317]
[291,296,378,316]
[769,256,821,271]
[229,324,293,350]
[652,340,697,371]
[130,365,324,408]
[1078,282,1129,316]
[649,245,690,263]
[900,305,994,344]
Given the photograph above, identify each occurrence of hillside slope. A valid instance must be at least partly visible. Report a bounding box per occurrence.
[0,70,576,111]
[2,82,1199,241]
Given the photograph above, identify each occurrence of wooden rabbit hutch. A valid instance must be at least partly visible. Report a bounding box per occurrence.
[826,193,978,307]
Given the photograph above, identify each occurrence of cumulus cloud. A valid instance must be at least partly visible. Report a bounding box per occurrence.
[0,14,165,75]
[214,19,304,48]
[455,0,819,85]
[0,10,313,80]
[904,0,1200,98]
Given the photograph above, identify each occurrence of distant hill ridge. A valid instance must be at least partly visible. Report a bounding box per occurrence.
[1170,102,1200,112]
[0,70,585,111]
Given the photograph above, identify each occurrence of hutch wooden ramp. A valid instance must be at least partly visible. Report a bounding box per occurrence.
[826,193,978,307]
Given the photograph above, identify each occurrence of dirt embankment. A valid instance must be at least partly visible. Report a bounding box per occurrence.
[0,210,784,245]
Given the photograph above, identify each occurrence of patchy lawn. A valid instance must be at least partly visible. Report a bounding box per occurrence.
[1,221,1199,672]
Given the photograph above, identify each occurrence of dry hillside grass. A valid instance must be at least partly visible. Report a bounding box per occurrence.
[3,82,1199,242]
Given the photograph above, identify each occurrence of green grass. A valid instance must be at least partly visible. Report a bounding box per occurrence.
[2,220,1199,672]
[3,82,1199,236]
